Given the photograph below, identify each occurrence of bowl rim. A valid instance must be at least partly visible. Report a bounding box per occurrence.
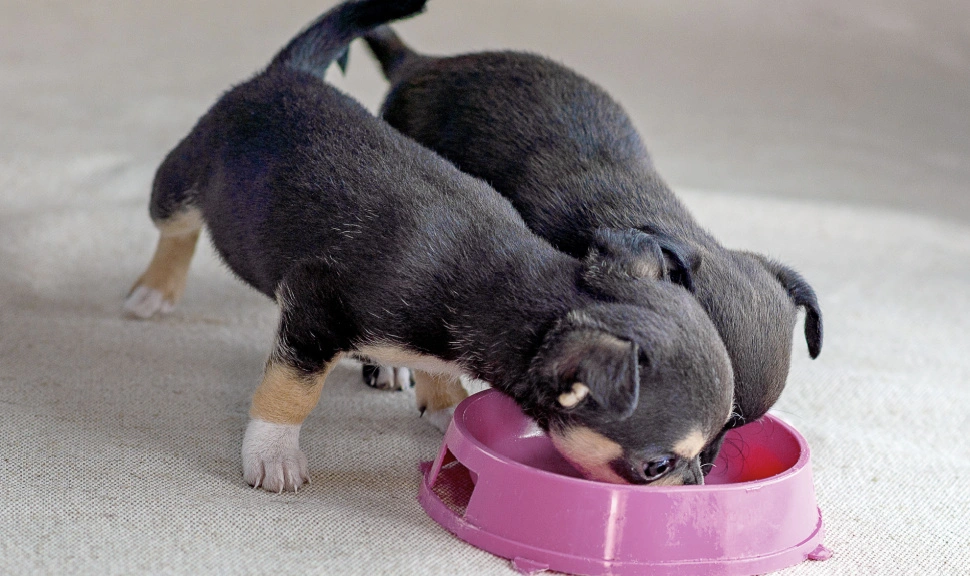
[451,389,812,493]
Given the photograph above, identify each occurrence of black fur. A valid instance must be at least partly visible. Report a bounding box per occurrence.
[142,1,733,484]
[363,26,823,463]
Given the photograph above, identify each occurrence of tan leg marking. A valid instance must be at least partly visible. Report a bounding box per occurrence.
[129,209,203,304]
[249,357,340,425]
[413,370,468,413]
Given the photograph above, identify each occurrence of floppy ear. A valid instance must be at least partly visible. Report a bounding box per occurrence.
[335,46,350,74]
[753,256,823,358]
[655,233,700,292]
[586,227,699,292]
[550,329,640,420]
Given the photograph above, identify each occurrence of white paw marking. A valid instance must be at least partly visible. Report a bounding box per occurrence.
[241,419,309,493]
[424,406,455,434]
[394,366,411,390]
[380,366,411,391]
[370,365,411,391]
[123,286,173,319]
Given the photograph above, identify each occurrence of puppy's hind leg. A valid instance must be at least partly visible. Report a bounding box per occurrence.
[413,370,468,433]
[125,138,205,319]
[124,209,202,319]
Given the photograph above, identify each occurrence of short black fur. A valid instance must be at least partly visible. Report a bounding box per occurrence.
[362,25,823,466]
[140,0,734,485]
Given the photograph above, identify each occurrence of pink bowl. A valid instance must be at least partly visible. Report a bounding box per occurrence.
[418,389,830,575]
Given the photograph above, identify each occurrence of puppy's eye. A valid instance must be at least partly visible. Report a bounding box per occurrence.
[644,457,676,481]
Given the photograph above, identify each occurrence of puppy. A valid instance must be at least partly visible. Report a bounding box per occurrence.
[363,25,822,466]
[124,0,734,489]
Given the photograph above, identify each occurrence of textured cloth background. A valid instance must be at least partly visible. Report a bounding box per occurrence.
[2,1,968,575]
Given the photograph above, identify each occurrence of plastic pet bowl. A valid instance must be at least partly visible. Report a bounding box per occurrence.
[418,389,830,575]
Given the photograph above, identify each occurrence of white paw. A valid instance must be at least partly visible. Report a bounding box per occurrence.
[424,406,455,434]
[241,419,309,493]
[123,286,175,319]
[364,364,411,391]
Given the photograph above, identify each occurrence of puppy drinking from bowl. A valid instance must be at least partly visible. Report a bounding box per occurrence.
[361,23,822,467]
[124,0,734,489]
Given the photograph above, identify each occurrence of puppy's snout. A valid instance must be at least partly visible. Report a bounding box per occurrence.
[684,458,705,486]
[699,430,728,475]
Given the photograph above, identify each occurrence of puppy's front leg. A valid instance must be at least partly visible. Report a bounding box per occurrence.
[242,274,345,493]
[413,371,468,433]
[242,357,338,493]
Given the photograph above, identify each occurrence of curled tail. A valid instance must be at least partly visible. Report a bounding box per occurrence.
[270,0,427,80]
[363,25,420,81]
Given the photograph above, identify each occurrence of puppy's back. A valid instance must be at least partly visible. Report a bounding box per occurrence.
[176,68,552,304]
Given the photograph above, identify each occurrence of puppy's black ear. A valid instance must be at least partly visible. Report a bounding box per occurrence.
[753,256,823,358]
[335,46,350,74]
[584,228,698,292]
[549,329,640,420]
[656,234,700,293]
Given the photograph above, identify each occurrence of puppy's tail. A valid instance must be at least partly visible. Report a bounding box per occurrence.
[363,25,420,82]
[269,0,427,81]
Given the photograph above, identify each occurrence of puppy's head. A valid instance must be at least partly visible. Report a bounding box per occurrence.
[524,230,734,485]
[691,249,822,467]
[579,227,699,298]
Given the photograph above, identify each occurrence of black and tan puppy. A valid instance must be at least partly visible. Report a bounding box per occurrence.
[363,25,822,466]
[124,0,734,489]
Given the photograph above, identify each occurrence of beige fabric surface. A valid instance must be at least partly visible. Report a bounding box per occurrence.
[2,1,968,575]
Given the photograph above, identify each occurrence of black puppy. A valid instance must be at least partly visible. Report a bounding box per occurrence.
[124,0,734,489]
[363,25,822,465]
